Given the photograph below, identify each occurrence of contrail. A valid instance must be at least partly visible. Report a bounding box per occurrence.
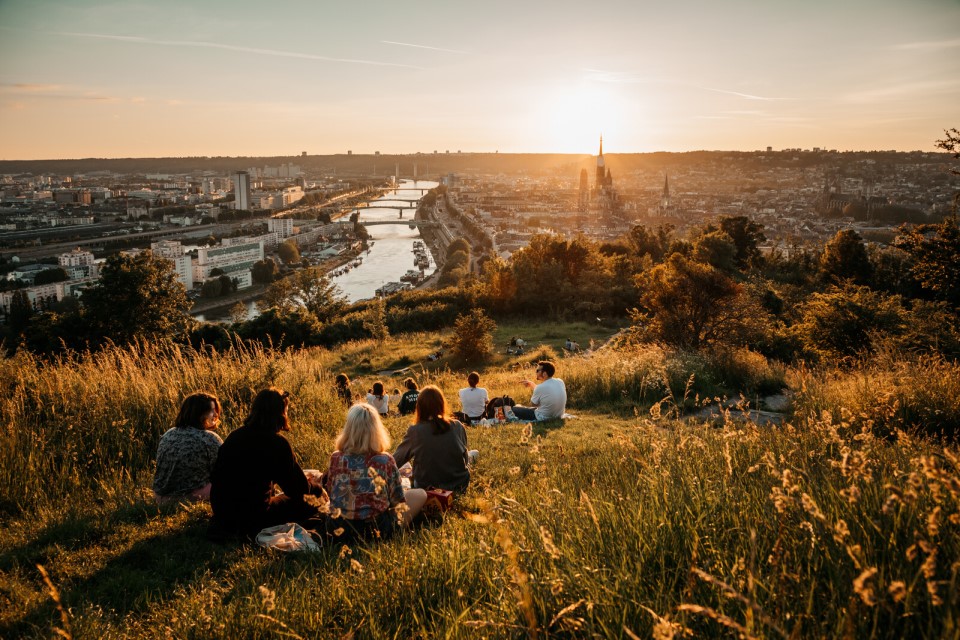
[55,32,423,69]
[703,87,779,101]
[381,40,468,54]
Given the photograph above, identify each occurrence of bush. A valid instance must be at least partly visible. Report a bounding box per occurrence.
[449,308,496,364]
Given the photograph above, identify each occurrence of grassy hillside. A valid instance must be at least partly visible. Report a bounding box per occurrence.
[1,327,958,638]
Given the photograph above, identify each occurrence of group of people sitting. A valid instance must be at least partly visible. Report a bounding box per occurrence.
[334,361,567,425]
[455,362,567,424]
[153,384,477,543]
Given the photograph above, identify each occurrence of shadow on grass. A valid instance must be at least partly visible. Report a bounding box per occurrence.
[0,502,250,638]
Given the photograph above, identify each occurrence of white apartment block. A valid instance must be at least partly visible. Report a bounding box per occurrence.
[150,240,184,259]
[268,218,294,238]
[194,240,263,286]
[59,248,95,267]
[224,232,280,250]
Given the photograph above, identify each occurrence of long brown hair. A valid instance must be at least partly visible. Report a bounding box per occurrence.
[415,385,451,434]
[174,392,221,430]
[243,388,290,433]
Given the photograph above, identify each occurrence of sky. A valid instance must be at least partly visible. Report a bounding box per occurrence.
[1,0,958,159]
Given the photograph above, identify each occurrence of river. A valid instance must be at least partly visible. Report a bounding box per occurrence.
[196,180,438,321]
[331,179,439,302]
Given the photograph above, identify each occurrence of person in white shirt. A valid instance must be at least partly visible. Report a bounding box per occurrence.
[458,371,489,423]
[366,381,390,416]
[513,361,566,421]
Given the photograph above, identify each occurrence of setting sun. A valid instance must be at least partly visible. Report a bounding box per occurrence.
[538,82,635,154]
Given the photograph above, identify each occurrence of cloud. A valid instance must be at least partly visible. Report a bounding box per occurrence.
[381,40,468,54]
[893,38,960,51]
[583,69,661,84]
[6,83,62,92]
[55,31,423,69]
[842,79,960,103]
[703,87,780,101]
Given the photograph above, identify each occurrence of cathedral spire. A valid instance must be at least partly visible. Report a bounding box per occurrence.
[599,135,603,157]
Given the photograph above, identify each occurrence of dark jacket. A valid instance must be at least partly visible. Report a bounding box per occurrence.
[393,419,470,492]
[397,390,419,416]
[210,425,311,534]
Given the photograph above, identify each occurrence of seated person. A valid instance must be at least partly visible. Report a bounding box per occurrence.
[397,378,420,416]
[458,371,489,424]
[394,385,477,493]
[325,403,427,542]
[153,392,223,504]
[366,381,390,416]
[334,373,353,407]
[512,360,567,422]
[210,388,322,537]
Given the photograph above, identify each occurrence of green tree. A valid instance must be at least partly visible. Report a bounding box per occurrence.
[692,230,738,272]
[716,216,765,268]
[82,251,192,345]
[795,284,906,362]
[820,229,873,284]
[252,258,279,284]
[201,278,223,298]
[450,308,496,364]
[7,290,32,333]
[278,240,300,264]
[362,296,389,343]
[229,301,248,324]
[638,254,757,349]
[893,217,960,308]
[34,267,69,285]
[628,224,674,262]
[258,268,345,321]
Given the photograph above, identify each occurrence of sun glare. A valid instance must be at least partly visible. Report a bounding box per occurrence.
[539,83,633,153]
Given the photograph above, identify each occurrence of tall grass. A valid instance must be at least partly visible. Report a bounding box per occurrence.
[0,333,957,638]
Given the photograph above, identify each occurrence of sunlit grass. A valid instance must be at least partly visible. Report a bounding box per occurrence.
[0,331,957,638]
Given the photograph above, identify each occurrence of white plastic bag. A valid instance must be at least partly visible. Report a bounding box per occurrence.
[255,523,321,552]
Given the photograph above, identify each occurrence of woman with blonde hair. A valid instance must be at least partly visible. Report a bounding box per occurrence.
[325,403,427,541]
[394,385,478,493]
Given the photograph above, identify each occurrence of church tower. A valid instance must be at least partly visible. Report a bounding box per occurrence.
[595,135,606,190]
[661,173,671,210]
[578,168,589,212]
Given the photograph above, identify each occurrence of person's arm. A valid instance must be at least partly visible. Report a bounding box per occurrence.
[273,436,309,501]
[530,382,542,407]
[384,457,405,508]
[393,425,417,467]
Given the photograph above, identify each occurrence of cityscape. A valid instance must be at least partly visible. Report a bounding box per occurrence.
[2,0,960,638]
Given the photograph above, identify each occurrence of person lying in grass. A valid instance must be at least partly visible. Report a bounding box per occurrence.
[210,388,323,537]
[325,403,426,542]
[153,392,223,505]
[394,385,478,493]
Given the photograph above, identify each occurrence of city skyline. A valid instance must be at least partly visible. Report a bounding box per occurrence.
[1,0,958,160]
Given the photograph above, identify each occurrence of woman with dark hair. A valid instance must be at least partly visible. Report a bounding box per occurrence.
[210,388,321,536]
[393,385,477,493]
[366,381,389,416]
[397,377,419,416]
[458,371,488,424]
[153,392,223,504]
[334,373,352,407]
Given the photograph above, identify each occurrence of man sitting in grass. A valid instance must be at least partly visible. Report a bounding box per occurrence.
[512,360,566,422]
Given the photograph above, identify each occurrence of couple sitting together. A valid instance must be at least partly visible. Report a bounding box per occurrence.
[152,385,476,543]
[457,360,567,424]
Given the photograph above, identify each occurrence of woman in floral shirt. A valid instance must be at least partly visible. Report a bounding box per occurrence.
[325,403,426,542]
[153,392,223,504]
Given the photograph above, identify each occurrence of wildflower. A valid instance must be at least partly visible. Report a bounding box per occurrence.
[833,519,850,543]
[509,466,521,476]
[888,581,908,603]
[921,548,937,580]
[350,558,364,573]
[539,526,560,559]
[801,493,826,521]
[339,545,352,558]
[853,567,878,606]
[927,507,942,538]
[258,585,276,613]
[329,507,342,519]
